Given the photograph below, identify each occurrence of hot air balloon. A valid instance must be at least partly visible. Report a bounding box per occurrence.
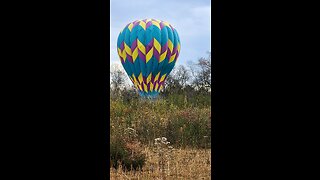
[117,19,181,98]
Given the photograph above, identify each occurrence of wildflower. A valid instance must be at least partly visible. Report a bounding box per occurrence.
[161,137,167,142]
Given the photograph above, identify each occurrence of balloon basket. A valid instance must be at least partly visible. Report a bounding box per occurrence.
[138,91,159,100]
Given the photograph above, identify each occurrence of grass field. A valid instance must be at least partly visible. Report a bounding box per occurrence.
[110,147,211,179]
[110,94,211,179]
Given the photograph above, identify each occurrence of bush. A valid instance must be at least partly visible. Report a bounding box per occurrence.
[135,107,211,148]
[110,128,146,171]
[110,93,211,149]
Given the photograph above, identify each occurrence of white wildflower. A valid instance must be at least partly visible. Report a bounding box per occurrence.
[161,137,167,142]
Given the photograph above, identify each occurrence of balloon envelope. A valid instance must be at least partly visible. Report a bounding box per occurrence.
[117,19,181,98]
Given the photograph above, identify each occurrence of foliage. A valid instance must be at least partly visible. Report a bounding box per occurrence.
[110,52,212,175]
[110,95,211,149]
[110,127,146,171]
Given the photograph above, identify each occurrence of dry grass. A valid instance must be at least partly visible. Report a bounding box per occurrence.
[110,147,211,179]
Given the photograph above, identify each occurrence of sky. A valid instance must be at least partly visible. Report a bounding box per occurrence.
[110,0,211,70]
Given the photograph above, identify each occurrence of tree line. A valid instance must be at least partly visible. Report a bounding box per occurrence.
[110,52,211,100]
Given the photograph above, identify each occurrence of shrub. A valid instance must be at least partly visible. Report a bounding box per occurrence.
[110,93,212,149]
[110,128,146,171]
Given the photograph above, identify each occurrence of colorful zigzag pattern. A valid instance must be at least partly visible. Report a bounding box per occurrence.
[117,19,181,97]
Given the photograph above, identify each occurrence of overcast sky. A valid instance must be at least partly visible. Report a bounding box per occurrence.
[110,0,211,69]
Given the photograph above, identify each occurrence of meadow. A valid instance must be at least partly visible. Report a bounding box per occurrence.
[110,92,211,179]
[110,147,211,179]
